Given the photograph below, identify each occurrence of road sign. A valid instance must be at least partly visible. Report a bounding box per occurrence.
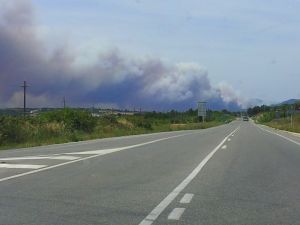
[198,102,207,122]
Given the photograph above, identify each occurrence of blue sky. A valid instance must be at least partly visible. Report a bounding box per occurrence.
[31,0,300,103]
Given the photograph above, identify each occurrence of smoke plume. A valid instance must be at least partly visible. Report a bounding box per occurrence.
[0,0,251,111]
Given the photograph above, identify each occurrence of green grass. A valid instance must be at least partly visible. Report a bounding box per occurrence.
[0,109,234,150]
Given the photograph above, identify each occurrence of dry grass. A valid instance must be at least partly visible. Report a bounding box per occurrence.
[264,115,300,133]
[117,118,134,129]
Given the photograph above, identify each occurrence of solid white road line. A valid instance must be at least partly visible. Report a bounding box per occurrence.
[0,155,80,161]
[66,133,191,155]
[221,145,227,150]
[139,126,240,225]
[168,208,186,220]
[180,193,194,204]
[257,125,300,146]
[8,130,198,152]
[0,164,46,169]
[0,132,192,183]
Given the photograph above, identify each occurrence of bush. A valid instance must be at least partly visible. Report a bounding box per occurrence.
[257,112,275,123]
[101,114,118,125]
[0,110,96,147]
[137,121,152,129]
[127,116,153,130]
[0,116,30,144]
[41,109,96,132]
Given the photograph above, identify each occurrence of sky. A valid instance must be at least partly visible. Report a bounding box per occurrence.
[1,0,300,110]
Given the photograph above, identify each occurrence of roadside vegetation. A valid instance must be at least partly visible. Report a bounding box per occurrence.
[263,115,300,133]
[0,108,235,150]
[248,102,300,133]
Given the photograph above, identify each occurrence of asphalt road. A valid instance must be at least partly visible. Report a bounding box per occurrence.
[0,120,300,225]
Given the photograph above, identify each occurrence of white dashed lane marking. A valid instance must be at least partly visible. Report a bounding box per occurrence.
[139,126,240,225]
[180,193,194,204]
[221,145,227,149]
[168,208,186,220]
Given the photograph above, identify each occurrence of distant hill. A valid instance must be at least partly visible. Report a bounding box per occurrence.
[279,99,300,105]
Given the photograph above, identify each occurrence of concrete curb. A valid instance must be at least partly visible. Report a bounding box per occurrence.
[283,130,300,138]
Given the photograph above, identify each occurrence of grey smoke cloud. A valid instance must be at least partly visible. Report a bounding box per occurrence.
[0,0,252,110]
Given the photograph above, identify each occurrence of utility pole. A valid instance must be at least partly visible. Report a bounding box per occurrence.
[20,81,29,117]
[63,96,66,109]
[291,104,295,129]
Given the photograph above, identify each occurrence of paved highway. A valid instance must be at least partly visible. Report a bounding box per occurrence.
[0,120,300,225]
